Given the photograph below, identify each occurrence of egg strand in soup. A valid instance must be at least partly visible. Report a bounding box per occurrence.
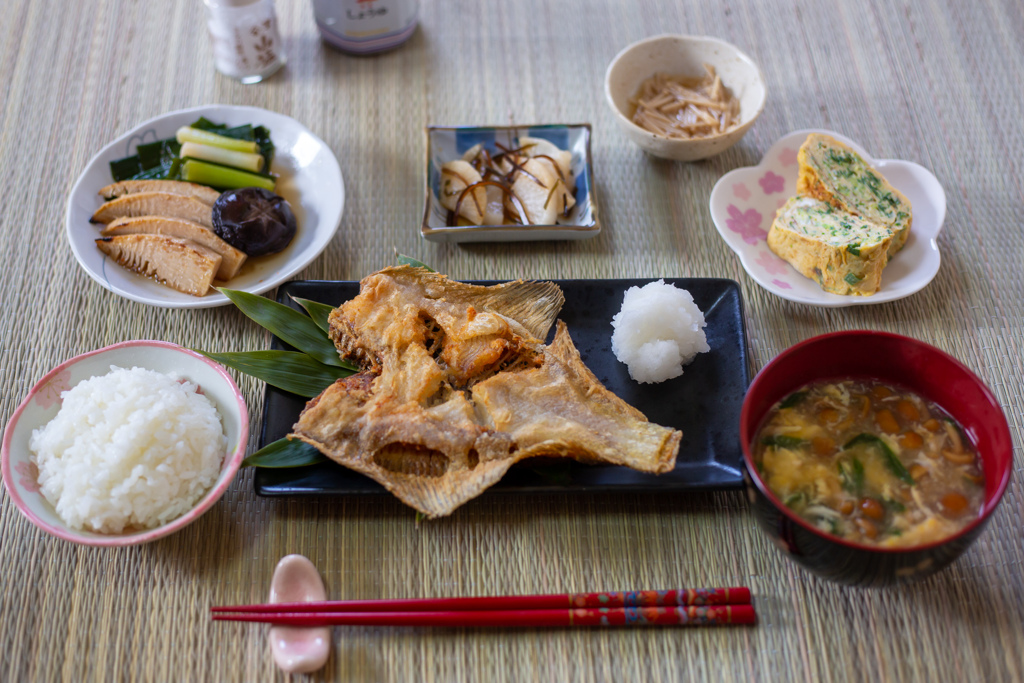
[753,379,984,548]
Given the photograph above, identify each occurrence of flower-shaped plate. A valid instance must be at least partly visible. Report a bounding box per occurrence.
[709,129,946,307]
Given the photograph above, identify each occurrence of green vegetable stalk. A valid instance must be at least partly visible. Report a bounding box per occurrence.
[180,159,275,191]
[176,126,259,153]
[180,142,265,173]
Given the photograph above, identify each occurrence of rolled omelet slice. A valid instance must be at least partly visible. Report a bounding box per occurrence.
[767,197,894,296]
[797,133,912,255]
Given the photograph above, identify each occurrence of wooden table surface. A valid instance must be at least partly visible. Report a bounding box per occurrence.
[1,0,1022,680]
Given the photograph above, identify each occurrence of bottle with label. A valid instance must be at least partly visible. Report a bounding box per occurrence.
[203,0,286,84]
[312,0,419,54]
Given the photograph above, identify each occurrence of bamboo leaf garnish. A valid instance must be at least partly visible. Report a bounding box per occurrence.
[242,437,329,468]
[395,252,435,271]
[217,288,345,368]
[193,349,350,398]
[291,296,335,336]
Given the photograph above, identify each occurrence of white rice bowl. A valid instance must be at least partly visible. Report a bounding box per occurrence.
[610,280,710,384]
[28,365,226,534]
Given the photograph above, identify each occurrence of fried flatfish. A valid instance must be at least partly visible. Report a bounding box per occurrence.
[291,266,681,517]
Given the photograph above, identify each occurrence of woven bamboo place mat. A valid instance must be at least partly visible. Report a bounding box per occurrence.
[1,0,1022,680]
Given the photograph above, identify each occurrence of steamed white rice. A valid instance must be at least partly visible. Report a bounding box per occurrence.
[29,365,225,533]
[610,280,710,384]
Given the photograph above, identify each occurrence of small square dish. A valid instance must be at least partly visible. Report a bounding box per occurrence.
[422,124,600,243]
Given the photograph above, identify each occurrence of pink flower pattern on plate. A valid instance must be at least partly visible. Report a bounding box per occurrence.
[732,183,751,201]
[759,171,785,194]
[772,279,793,290]
[725,205,766,245]
[15,462,40,494]
[755,249,789,276]
[34,368,70,409]
[778,147,798,166]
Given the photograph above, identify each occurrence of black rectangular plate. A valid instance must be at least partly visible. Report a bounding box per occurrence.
[254,278,748,496]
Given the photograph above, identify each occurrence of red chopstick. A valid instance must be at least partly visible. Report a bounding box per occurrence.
[211,588,751,614]
[212,605,756,628]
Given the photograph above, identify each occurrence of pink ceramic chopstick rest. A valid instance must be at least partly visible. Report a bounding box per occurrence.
[268,555,331,673]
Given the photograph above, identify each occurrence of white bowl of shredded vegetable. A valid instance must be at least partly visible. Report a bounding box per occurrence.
[605,34,767,161]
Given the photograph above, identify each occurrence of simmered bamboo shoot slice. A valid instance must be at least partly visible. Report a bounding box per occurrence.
[101,216,247,280]
[95,234,222,297]
[91,192,214,228]
[98,180,222,206]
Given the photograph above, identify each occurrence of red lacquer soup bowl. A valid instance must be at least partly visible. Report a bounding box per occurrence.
[740,330,1012,586]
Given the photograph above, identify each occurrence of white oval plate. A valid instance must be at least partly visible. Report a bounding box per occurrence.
[66,105,345,308]
[709,129,946,307]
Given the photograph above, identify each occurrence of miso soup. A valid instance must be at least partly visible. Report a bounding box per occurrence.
[753,379,984,547]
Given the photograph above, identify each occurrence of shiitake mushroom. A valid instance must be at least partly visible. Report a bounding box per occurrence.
[212,187,296,256]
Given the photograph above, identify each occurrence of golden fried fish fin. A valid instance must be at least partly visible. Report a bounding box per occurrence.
[292,372,527,518]
[471,322,680,474]
[327,265,562,372]
[345,266,564,342]
[429,276,564,341]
